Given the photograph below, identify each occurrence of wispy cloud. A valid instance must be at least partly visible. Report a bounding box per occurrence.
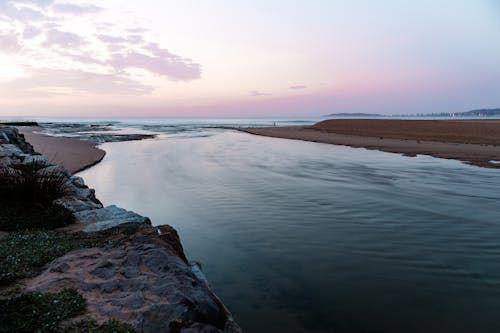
[42,28,86,48]
[289,85,307,90]
[0,33,21,53]
[51,2,102,15]
[0,68,153,97]
[0,0,201,97]
[249,90,272,97]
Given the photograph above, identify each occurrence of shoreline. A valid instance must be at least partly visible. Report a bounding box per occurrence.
[1,126,241,332]
[18,126,106,174]
[237,119,500,168]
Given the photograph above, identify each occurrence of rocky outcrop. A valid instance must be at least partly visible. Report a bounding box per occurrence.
[25,224,233,332]
[0,126,241,333]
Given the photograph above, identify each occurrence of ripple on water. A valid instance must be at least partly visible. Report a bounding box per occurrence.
[79,130,500,333]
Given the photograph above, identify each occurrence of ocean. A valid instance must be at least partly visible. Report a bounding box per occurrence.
[43,118,500,333]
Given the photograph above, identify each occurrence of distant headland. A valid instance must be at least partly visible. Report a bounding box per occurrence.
[324,108,500,118]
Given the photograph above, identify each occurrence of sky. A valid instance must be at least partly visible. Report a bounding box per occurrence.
[0,0,499,117]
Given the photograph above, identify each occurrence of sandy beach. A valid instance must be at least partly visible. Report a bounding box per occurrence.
[240,119,500,168]
[18,126,105,174]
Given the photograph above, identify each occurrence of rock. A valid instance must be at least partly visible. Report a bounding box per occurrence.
[181,324,224,333]
[75,205,151,232]
[67,185,101,203]
[0,126,35,153]
[70,176,86,188]
[25,225,230,333]
[22,154,49,165]
[53,196,103,213]
[1,132,9,143]
[0,144,24,158]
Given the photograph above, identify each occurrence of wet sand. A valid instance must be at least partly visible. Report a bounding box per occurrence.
[239,119,500,168]
[18,126,105,174]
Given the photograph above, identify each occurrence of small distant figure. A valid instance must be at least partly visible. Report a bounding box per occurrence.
[273,122,276,127]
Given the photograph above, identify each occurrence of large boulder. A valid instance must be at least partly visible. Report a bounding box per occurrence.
[75,205,152,232]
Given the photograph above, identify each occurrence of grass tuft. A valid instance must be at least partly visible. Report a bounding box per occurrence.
[0,230,109,286]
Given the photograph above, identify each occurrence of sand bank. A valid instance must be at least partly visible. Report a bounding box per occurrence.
[18,126,105,174]
[240,119,500,168]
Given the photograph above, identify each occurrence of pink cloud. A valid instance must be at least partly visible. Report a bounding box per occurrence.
[110,47,201,80]
[0,3,47,22]
[51,2,102,15]
[0,0,202,99]
[0,33,21,53]
[96,34,128,43]
[249,90,271,97]
[42,29,86,48]
[0,68,153,96]
[17,0,54,7]
[23,25,42,39]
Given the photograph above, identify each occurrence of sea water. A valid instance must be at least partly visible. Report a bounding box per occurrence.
[75,119,500,333]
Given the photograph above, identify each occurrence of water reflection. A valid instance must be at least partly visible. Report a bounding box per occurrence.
[80,130,500,333]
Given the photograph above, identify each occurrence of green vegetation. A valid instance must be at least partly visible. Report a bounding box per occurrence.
[0,161,74,231]
[62,319,139,333]
[0,289,139,333]
[0,160,139,332]
[0,289,86,333]
[169,319,192,333]
[0,230,109,286]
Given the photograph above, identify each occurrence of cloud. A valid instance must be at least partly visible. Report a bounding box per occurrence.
[0,0,202,96]
[0,68,153,97]
[51,2,102,15]
[96,34,128,44]
[126,27,147,34]
[42,28,86,48]
[0,3,47,22]
[23,25,42,38]
[290,85,307,90]
[13,0,55,8]
[0,33,21,53]
[249,90,271,97]
[109,43,201,80]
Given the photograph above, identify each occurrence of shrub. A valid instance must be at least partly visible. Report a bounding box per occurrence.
[0,161,68,205]
[0,203,74,231]
[0,161,74,231]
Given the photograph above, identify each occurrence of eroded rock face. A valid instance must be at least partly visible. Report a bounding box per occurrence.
[25,224,229,333]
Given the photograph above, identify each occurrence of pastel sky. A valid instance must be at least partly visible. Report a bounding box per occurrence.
[0,0,499,117]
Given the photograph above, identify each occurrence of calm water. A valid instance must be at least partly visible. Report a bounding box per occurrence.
[78,124,500,333]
